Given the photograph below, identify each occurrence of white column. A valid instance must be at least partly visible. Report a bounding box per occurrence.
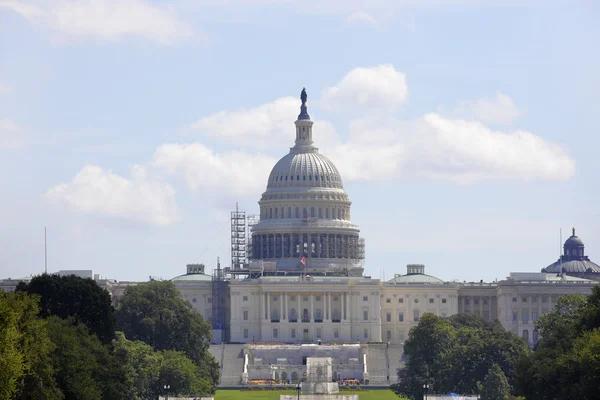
[310,293,314,322]
[280,292,284,321]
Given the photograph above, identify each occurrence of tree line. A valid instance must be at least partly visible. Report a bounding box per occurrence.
[0,274,218,399]
[392,286,600,400]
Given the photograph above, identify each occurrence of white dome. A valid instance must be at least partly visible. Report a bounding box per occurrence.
[267,150,343,190]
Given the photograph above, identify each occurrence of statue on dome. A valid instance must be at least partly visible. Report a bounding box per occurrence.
[301,87,307,104]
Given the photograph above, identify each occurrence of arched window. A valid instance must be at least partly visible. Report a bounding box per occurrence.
[291,372,298,381]
[413,309,420,322]
[332,309,340,321]
[523,329,529,342]
[275,372,279,380]
[315,308,322,321]
[282,372,288,381]
[303,309,310,322]
[318,208,322,218]
[533,330,539,344]
[289,308,297,322]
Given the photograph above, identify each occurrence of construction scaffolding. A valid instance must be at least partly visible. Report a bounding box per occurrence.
[231,203,247,271]
[211,257,230,343]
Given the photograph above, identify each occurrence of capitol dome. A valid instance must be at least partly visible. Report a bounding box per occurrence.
[542,228,600,280]
[249,88,365,276]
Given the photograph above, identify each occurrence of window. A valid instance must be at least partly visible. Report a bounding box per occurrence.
[363,329,368,339]
[295,207,299,218]
[315,309,322,321]
[275,208,278,218]
[289,308,297,322]
[273,329,278,338]
[290,295,295,301]
[316,295,321,301]
[522,297,527,303]
[522,329,529,342]
[542,296,548,303]
[271,309,280,321]
[207,298,212,303]
[243,296,248,302]
[522,310,528,323]
[512,297,517,303]
[474,299,479,305]
[399,331,405,341]
[414,298,419,304]
[532,311,539,321]
[333,296,338,301]
[316,328,321,338]
[512,311,518,322]
[291,329,296,338]
[363,296,368,302]
[243,310,249,321]
[311,207,315,218]
[483,299,488,305]
[270,208,272,218]
[442,298,447,304]
[318,208,322,218]
[243,329,249,339]
[399,312,404,322]
[334,329,339,339]
[303,296,308,301]
[386,298,391,304]
[413,309,420,322]
[326,208,329,219]
[465,299,470,305]
[399,298,404,303]
[533,330,539,344]
[303,175,306,180]
[273,295,278,301]
[386,312,391,322]
[386,330,391,340]
[532,296,538,303]
[192,298,197,303]
[429,298,434,304]
[363,311,369,321]
[483,311,490,321]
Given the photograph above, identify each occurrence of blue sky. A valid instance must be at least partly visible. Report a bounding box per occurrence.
[1,0,599,282]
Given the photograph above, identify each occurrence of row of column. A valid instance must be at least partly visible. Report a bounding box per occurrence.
[262,292,348,322]
[253,233,361,260]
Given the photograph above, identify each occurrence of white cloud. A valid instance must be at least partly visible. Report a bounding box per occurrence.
[45,165,180,226]
[345,11,379,28]
[153,142,278,197]
[0,119,23,149]
[329,114,574,183]
[321,64,409,112]
[191,96,340,151]
[0,0,195,44]
[452,92,521,125]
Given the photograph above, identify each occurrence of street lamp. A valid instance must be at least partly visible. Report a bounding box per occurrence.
[423,383,430,400]
[164,384,171,400]
[296,382,301,400]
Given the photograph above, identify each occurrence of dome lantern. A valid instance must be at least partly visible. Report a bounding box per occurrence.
[294,88,315,150]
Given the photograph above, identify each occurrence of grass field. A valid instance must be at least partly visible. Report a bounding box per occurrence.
[214,389,401,400]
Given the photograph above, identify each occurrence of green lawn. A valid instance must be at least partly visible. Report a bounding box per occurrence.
[215,389,401,400]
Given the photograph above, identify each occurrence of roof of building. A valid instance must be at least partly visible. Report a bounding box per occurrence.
[543,260,600,274]
[387,273,445,284]
[267,151,343,190]
[170,273,212,282]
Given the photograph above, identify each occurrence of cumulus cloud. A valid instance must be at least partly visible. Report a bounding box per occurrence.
[452,92,521,125]
[152,143,277,197]
[345,11,379,28]
[328,114,574,183]
[321,64,409,112]
[0,0,195,44]
[45,165,181,226]
[191,96,340,151]
[0,119,23,149]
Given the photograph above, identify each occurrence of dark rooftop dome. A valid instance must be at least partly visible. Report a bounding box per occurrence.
[542,228,600,276]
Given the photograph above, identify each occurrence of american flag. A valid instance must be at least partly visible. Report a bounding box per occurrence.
[300,256,306,265]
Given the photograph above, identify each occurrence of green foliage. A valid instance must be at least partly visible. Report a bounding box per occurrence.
[116,280,219,391]
[515,287,600,399]
[393,313,529,399]
[160,350,213,397]
[479,364,510,400]
[17,273,116,344]
[0,291,62,400]
[46,317,128,400]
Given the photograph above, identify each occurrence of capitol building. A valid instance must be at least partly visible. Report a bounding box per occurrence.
[2,89,598,386]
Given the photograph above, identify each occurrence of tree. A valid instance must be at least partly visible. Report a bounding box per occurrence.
[116,280,219,392]
[0,291,62,400]
[17,274,116,344]
[159,350,213,397]
[394,313,529,399]
[479,364,510,400]
[112,332,162,400]
[515,287,600,399]
[46,317,128,400]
